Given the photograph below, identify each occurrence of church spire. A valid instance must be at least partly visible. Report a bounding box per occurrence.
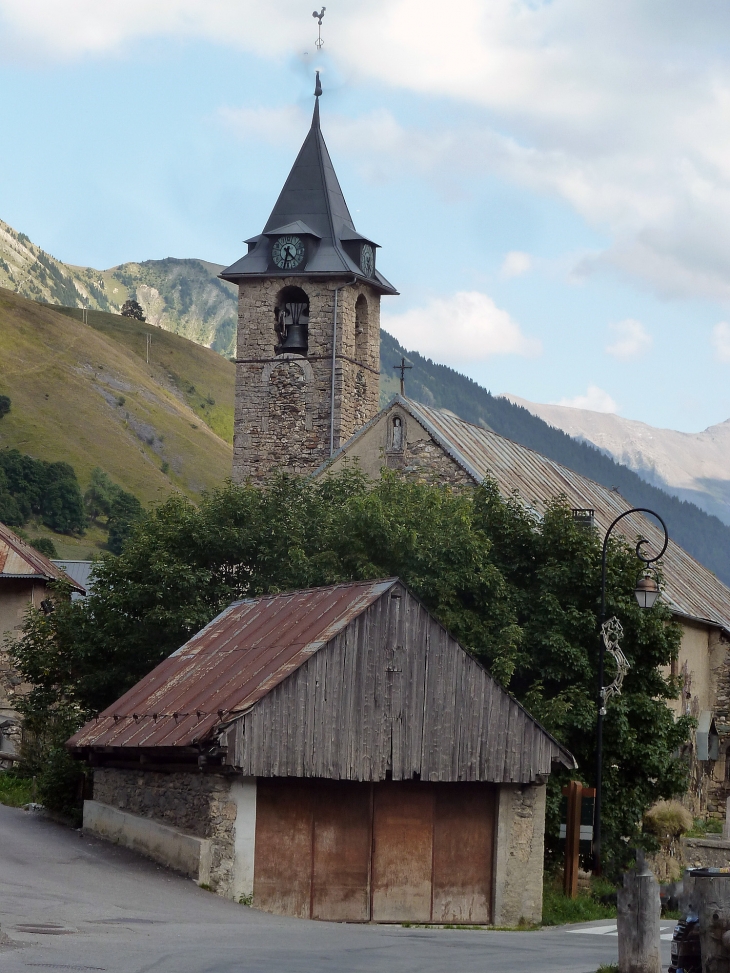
[219,71,397,295]
[312,70,323,127]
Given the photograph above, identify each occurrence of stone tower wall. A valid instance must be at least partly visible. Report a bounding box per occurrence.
[233,276,381,484]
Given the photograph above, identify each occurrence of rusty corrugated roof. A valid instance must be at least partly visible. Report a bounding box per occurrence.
[68,578,397,751]
[400,398,730,634]
[0,522,85,592]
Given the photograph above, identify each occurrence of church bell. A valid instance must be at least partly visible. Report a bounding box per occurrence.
[279,301,309,354]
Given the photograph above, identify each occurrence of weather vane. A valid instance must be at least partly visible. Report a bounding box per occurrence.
[313,7,326,49]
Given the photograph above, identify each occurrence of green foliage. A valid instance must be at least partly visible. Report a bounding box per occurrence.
[0,772,33,807]
[541,881,617,926]
[9,471,690,866]
[121,299,145,321]
[31,537,58,558]
[0,394,10,419]
[84,467,145,553]
[686,816,724,837]
[0,449,86,534]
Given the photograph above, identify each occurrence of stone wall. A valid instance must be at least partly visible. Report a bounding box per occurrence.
[92,768,238,896]
[233,277,381,484]
[321,403,475,491]
[492,783,546,927]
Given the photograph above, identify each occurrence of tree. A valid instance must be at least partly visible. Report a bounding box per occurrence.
[0,394,10,419]
[41,475,86,534]
[107,490,145,554]
[31,537,58,558]
[9,471,690,869]
[121,299,145,321]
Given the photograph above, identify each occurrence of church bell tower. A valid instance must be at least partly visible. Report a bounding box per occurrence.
[220,74,398,485]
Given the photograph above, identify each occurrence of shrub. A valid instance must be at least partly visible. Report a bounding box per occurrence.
[644,800,693,840]
[0,394,10,419]
[121,299,145,321]
[31,537,58,558]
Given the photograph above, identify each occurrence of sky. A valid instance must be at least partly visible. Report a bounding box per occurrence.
[1,2,730,432]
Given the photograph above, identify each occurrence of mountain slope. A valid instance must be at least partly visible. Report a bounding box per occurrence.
[0,219,237,355]
[0,289,233,515]
[4,216,730,582]
[380,330,730,586]
[504,395,730,527]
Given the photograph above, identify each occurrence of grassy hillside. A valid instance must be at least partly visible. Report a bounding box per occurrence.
[0,289,233,557]
[381,330,730,586]
[0,219,237,356]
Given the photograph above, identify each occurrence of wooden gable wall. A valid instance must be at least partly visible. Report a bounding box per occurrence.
[221,583,570,783]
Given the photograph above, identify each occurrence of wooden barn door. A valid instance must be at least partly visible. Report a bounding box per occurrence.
[254,779,496,923]
[431,783,495,923]
[371,782,434,922]
[254,779,372,921]
[371,782,496,923]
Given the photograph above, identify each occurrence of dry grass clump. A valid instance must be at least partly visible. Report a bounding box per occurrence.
[644,800,693,839]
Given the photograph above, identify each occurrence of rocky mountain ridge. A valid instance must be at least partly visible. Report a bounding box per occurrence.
[505,395,730,526]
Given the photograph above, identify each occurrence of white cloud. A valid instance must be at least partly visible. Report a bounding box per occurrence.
[500,251,533,279]
[6,2,730,300]
[712,322,730,363]
[382,291,541,366]
[605,319,653,360]
[556,386,618,413]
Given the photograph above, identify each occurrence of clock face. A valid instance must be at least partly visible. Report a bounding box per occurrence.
[272,235,305,270]
[360,243,375,276]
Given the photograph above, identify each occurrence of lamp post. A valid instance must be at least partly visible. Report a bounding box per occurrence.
[592,507,669,876]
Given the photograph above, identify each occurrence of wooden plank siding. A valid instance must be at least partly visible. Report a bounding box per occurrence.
[223,583,571,783]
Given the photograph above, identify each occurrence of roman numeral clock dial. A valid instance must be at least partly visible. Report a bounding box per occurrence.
[272,235,305,270]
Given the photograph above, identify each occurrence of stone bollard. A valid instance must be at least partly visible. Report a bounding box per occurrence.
[617,850,662,973]
[692,868,730,973]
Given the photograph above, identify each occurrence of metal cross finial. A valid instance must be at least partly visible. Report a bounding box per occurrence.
[313,7,326,49]
[394,357,412,396]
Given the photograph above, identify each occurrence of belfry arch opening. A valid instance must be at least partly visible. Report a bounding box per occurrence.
[275,286,310,356]
[355,294,369,361]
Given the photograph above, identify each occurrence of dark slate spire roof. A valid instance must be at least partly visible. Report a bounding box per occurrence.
[220,75,397,295]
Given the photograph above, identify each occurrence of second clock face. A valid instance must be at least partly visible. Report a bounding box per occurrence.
[360,243,375,276]
[272,236,305,270]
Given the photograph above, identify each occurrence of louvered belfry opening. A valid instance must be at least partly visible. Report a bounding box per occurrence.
[275,285,309,355]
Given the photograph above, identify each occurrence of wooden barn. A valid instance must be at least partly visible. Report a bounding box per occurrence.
[69,579,575,926]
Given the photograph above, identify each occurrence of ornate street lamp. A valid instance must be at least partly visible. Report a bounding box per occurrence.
[592,508,669,875]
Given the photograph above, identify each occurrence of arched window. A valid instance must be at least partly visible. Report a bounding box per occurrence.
[391,415,404,451]
[274,286,309,355]
[355,293,369,361]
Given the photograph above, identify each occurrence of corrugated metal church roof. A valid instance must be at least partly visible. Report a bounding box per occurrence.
[319,395,730,637]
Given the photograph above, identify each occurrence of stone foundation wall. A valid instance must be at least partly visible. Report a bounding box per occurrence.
[233,277,381,484]
[92,768,238,896]
[492,783,546,927]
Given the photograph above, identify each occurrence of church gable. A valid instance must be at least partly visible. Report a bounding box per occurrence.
[313,397,473,489]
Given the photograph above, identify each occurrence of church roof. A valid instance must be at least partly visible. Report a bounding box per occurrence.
[316,395,730,639]
[220,82,397,295]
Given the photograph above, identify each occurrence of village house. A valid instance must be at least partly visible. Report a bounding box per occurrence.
[0,522,85,765]
[314,394,730,817]
[69,578,575,925]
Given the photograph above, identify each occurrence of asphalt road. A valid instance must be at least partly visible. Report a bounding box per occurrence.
[0,803,670,973]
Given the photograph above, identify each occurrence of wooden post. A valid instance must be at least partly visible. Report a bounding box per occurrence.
[694,871,730,973]
[563,780,582,898]
[617,850,661,973]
